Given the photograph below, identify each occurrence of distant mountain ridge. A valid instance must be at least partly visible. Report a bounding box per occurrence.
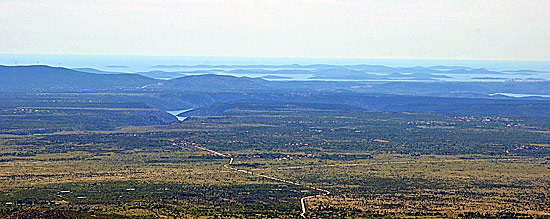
[74,67,186,79]
[152,64,504,74]
[0,65,158,91]
[76,64,547,82]
[153,74,268,91]
[73,68,128,74]
[0,65,270,92]
[147,64,516,81]
[1,65,549,98]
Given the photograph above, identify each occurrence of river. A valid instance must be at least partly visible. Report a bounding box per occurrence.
[166,108,194,121]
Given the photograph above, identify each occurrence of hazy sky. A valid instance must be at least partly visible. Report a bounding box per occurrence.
[1,0,549,60]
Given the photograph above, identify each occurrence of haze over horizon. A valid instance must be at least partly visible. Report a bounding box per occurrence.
[1,0,549,61]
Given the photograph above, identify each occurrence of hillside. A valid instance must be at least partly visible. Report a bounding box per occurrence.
[0,65,158,91]
[154,74,268,91]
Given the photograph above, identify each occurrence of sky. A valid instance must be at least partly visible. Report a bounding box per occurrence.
[1,0,549,61]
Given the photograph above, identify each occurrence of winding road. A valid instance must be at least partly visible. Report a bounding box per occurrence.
[188,144,329,218]
[187,144,526,218]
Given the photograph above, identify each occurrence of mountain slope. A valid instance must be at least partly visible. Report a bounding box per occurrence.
[72,68,126,74]
[154,74,268,91]
[0,65,158,91]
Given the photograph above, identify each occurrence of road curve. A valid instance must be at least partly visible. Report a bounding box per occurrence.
[188,144,329,218]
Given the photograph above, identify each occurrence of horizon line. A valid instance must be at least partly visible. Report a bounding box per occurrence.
[1,53,550,63]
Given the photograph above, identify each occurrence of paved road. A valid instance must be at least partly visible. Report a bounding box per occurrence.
[188,144,329,218]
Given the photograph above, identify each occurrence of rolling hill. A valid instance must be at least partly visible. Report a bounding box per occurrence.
[0,65,158,91]
[153,74,268,91]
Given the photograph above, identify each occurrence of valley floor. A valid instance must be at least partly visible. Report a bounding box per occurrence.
[1,100,550,218]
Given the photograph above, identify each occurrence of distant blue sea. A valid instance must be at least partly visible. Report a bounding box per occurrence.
[1,54,550,73]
